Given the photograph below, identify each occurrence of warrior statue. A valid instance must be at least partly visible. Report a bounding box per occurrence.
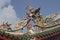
[26,6,46,32]
[26,6,44,26]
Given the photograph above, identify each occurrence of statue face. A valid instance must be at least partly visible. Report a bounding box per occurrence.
[29,13,33,16]
[28,6,33,11]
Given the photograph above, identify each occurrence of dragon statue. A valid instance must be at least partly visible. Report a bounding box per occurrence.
[0,22,11,31]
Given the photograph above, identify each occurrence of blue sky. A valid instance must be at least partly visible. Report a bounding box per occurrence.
[11,0,60,18]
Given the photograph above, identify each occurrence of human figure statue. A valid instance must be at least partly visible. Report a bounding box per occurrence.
[26,6,45,32]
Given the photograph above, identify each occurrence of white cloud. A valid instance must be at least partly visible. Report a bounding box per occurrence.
[0,0,11,8]
[0,0,19,29]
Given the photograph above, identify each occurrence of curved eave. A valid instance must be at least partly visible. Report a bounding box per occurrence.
[0,26,60,40]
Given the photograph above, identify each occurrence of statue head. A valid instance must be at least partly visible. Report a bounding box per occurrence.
[27,6,33,11]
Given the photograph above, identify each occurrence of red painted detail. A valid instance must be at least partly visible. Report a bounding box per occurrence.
[42,36,45,39]
[39,37,42,39]
[7,38,11,40]
[44,35,48,39]
[0,35,3,38]
[48,34,51,38]
[3,35,8,40]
